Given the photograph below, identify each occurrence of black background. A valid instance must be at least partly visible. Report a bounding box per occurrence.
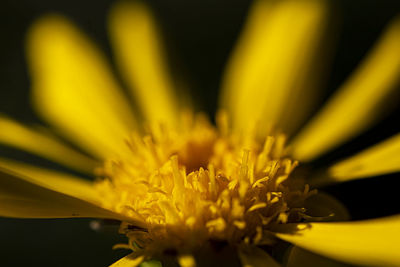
[0,0,400,266]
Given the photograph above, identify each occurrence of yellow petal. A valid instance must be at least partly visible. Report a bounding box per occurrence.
[27,15,137,159]
[0,158,99,204]
[287,246,353,267]
[109,253,144,267]
[291,17,400,161]
[275,215,400,267]
[238,246,280,267]
[327,133,400,182]
[0,114,97,173]
[220,0,328,136]
[108,1,179,125]
[0,167,127,220]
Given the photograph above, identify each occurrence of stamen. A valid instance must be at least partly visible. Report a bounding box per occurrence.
[206,217,226,232]
[178,254,196,267]
[239,150,250,200]
[208,164,217,199]
[248,202,267,212]
[171,155,184,198]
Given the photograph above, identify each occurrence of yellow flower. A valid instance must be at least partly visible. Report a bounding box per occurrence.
[1,0,400,266]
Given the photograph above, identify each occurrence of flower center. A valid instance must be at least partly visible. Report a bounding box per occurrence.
[94,111,316,255]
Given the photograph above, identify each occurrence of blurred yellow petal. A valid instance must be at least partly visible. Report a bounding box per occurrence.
[291,17,400,161]
[0,167,129,220]
[0,158,99,204]
[109,1,178,125]
[238,246,280,267]
[275,215,400,267]
[109,253,144,267]
[220,0,328,135]
[0,115,96,173]
[286,246,354,267]
[27,15,137,159]
[328,133,400,182]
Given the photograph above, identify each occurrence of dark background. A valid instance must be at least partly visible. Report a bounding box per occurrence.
[0,0,400,266]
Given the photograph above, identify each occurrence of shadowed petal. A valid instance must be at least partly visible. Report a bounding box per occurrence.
[286,246,355,267]
[0,158,99,204]
[238,246,280,267]
[304,192,350,221]
[0,167,130,220]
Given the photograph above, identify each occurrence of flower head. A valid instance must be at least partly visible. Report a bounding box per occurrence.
[95,112,317,256]
[0,0,400,266]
